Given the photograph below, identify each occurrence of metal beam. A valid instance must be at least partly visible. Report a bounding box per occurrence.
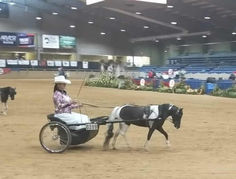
[130,31,211,43]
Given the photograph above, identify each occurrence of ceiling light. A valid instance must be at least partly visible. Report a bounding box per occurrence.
[167,5,174,8]
[100,32,106,35]
[144,25,149,29]
[71,6,78,10]
[52,12,58,15]
[136,12,142,15]
[120,29,126,32]
[70,25,76,28]
[202,35,207,38]
[88,21,94,24]
[164,50,168,53]
[8,1,15,5]
[155,40,159,43]
[136,0,167,4]
[204,16,211,20]
[232,32,236,35]
[109,17,116,20]
[35,16,42,20]
[177,37,182,40]
[171,21,177,25]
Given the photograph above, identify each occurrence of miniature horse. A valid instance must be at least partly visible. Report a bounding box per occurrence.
[0,87,17,115]
[103,104,183,150]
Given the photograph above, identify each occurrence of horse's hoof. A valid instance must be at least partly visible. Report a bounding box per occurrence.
[112,147,117,150]
[166,141,171,147]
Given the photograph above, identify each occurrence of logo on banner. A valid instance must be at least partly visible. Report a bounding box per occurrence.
[0,32,17,46]
[42,35,59,49]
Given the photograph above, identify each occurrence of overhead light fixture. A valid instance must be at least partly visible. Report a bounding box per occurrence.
[70,25,76,28]
[171,21,177,25]
[155,40,159,42]
[100,32,106,35]
[232,32,236,35]
[8,1,16,5]
[120,29,126,32]
[86,0,104,5]
[71,6,78,10]
[136,0,167,4]
[204,16,211,20]
[177,37,182,41]
[136,12,142,15]
[52,12,58,15]
[167,5,174,8]
[164,50,168,53]
[35,16,42,20]
[109,17,116,20]
[202,35,207,38]
[88,21,94,24]
[144,25,149,29]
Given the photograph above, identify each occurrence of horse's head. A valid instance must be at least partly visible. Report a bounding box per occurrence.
[168,104,183,129]
[9,87,17,100]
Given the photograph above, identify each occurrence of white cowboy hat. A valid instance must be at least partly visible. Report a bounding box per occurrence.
[54,75,71,84]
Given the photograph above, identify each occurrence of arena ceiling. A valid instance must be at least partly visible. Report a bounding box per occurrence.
[4,0,236,44]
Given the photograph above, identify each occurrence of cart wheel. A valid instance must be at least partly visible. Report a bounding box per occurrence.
[39,122,71,153]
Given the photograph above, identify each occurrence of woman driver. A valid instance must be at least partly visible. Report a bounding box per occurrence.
[53,75,90,130]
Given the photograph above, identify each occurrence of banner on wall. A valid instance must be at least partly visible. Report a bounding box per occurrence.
[42,34,59,49]
[59,36,76,49]
[18,60,30,65]
[0,59,6,67]
[47,61,55,67]
[82,61,88,69]
[63,61,70,67]
[70,61,77,67]
[7,60,18,65]
[0,32,17,46]
[55,61,62,67]
[30,60,38,66]
[18,33,35,47]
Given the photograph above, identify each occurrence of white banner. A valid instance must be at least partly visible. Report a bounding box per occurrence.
[30,60,38,66]
[7,60,18,65]
[82,61,88,69]
[18,60,30,65]
[42,34,59,49]
[63,61,70,67]
[47,61,55,67]
[55,61,62,67]
[70,61,77,67]
[0,59,6,67]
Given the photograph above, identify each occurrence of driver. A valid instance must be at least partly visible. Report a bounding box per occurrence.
[53,75,90,130]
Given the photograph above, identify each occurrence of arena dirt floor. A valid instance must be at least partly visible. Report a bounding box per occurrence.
[0,79,236,179]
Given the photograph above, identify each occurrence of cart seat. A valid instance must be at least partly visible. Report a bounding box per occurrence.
[47,114,67,125]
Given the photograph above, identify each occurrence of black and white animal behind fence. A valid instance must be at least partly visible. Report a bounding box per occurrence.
[103,104,183,150]
[0,87,17,115]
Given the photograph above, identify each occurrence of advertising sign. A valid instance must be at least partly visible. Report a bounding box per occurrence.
[30,60,38,66]
[42,34,59,49]
[18,60,30,65]
[0,32,17,46]
[70,61,77,67]
[59,36,76,49]
[47,61,55,67]
[18,33,35,47]
[82,61,88,69]
[55,61,62,67]
[63,61,70,67]
[0,59,6,67]
[7,60,18,65]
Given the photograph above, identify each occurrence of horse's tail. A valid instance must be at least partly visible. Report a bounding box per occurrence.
[103,107,120,150]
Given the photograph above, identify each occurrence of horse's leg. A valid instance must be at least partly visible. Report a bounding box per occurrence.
[103,123,114,150]
[144,126,156,150]
[3,103,7,115]
[111,128,120,149]
[119,123,130,149]
[156,126,170,146]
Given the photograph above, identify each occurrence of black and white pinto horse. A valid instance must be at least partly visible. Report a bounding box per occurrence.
[0,87,17,115]
[103,104,183,150]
